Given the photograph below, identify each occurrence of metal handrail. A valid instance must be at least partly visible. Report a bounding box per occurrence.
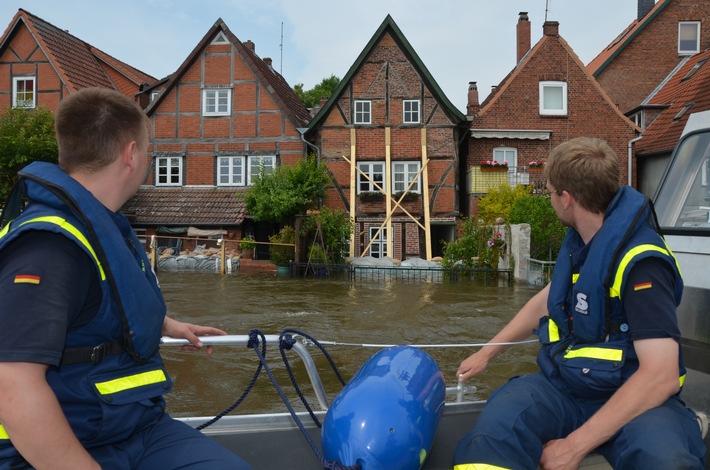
[160,334,478,412]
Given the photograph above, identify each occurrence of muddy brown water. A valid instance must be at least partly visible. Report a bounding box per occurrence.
[157,271,541,417]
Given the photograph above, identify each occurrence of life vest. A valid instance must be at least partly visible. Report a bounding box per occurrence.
[0,162,172,452]
[536,186,685,399]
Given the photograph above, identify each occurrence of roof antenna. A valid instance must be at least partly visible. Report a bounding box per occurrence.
[545,0,549,22]
[280,22,283,75]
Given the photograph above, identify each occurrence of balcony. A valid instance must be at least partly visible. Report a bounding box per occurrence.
[467,165,545,195]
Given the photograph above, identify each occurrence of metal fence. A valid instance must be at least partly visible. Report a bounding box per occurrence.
[288,262,513,285]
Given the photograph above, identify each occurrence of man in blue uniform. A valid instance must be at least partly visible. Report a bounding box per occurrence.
[0,88,252,469]
[454,137,706,469]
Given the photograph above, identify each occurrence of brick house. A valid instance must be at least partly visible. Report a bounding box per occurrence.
[304,15,468,260]
[0,9,155,110]
[588,0,710,116]
[122,18,311,258]
[467,15,638,214]
[632,49,710,196]
[588,0,710,196]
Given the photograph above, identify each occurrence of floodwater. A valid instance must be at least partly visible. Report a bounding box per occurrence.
[158,271,541,418]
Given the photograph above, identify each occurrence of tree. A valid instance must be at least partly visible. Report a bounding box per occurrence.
[294,75,340,108]
[243,155,331,224]
[0,106,58,201]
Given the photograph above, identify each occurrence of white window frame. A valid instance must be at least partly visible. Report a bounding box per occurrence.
[357,161,386,193]
[392,161,421,193]
[678,21,701,55]
[354,100,371,124]
[247,155,276,186]
[155,156,183,186]
[493,147,517,167]
[12,76,36,108]
[217,156,246,186]
[403,100,420,124]
[368,227,390,258]
[150,91,160,102]
[539,81,567,116]
[202,88,231,116]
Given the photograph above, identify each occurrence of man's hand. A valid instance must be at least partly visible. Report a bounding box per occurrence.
[162,316,227,355]
[540,438,586,470]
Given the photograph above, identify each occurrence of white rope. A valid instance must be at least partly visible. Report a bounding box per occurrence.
[312,339,539,348]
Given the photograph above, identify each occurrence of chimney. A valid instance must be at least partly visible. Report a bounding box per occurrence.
[517,12,531,63]
[467,82,480,116]
[638,0,655,20]
[244,40,255,52]
[543,21,559,37]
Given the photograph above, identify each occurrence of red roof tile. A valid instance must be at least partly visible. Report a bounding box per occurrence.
[636,49,710,155]
[1,9,155,94]
[121,187,247,226]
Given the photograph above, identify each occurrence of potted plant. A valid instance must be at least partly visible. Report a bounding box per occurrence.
[239,236,256,259]
[359,191,385,202]
[528,160,545,172]
[480,160,509,172]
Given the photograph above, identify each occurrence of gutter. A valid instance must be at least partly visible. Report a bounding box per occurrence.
[628,135,642,186]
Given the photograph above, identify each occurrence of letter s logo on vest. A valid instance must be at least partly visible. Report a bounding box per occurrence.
[575,293,589,315]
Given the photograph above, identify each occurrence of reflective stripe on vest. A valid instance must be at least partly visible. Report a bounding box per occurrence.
[564,347,623,362]
[0,424,7,440]
[453,464,512,470]
[94,369,167,395]
[4,216,106,281]
[610,243,673,298]
[548,318,560,342]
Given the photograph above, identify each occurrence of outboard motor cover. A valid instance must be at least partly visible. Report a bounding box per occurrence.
[322,346,446,469]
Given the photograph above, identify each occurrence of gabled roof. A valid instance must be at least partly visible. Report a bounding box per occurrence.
[476,24,637,131]
[144,18,311,127]
[0,9,155,94]
[306,14,465,133]
[121,187,247,226]
[636,49,710,155]
[587,0,671,76]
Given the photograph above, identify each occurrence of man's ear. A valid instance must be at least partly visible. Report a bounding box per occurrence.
[122,141,139,170]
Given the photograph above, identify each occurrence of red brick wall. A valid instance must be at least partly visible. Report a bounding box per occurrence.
[150,38,305,185]
[595,0,710,114]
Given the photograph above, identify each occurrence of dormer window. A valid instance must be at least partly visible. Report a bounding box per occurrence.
[678,22,700,55]
[539,81,567,116]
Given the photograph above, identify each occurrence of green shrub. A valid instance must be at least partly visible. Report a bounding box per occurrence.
[269,226,295,266]
[477,184,530,223]
[508,193,566,261]
[442,218,508,270]
[300,207,352,264]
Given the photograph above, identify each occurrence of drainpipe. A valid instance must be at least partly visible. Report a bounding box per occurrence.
[297,127,320,163]
[627,136,642,186]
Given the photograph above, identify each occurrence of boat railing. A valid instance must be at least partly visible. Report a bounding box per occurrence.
[160,334,479,411]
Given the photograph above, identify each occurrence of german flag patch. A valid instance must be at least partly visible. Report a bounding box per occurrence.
[633,281,652,291]
[14,274,40,285]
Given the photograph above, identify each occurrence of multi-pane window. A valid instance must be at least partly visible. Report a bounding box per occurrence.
[217,156,245,186]
[357,162,385,193]
[156,156,182,186]
[12,77,35,108]
[403,100,420,124]
[368,227,389,258]
[678,21,701,55]
[392,162,421,193]
[539,81,567,116]
[247,156,276,185]
[203,88,231,116]
[493,147,517,167]
[354,100,371,124]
